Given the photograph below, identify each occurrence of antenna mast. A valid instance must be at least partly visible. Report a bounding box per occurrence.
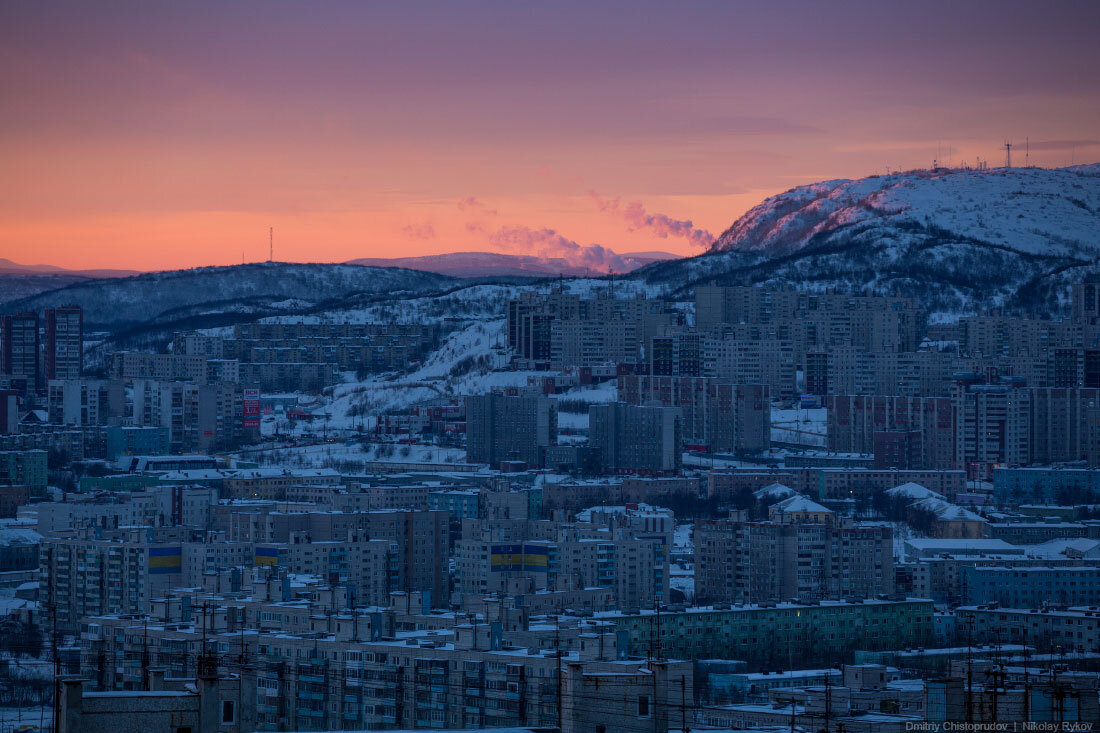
[269,227,274,262]
[1004,141,1013,168]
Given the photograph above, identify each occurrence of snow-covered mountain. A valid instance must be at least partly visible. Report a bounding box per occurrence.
[0,258,139,278]
[347,250,678,278]
[2,262,456,330]
[640,164,1100,317]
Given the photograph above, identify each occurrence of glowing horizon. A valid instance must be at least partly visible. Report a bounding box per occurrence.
[2,1,1099,271]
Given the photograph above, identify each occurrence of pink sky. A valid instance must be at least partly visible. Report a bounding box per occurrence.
[1,1,1098,271]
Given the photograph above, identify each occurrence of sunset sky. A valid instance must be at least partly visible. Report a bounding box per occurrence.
[2,1,1099,271]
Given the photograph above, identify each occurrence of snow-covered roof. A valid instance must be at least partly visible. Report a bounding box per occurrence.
[1029,538,1100,557]
[772,494,831,514]
[905,538,1020,558]
[911,497,985,524]
[753,482,796,500]
[886,482,944,500]
[576,503,674,522]
[0,528,43,546]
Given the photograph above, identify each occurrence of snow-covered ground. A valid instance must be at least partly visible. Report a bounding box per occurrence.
[673,523,693,553]
[557,411,590,431]
[327,319,547,426]
[246,441,468,469]
[561,380,618,403]
[261,283,526,326]
[714,166,1100,259]
[670,564,695,603]
[770,407,827,447]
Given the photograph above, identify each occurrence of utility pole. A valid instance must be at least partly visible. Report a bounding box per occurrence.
[680,674,689,733]
[653,600,662,733]
[142,616,150,690]
[51,601,59,733]
[966,614,975,724]
[555,616,563,732]
[239,618,247,733]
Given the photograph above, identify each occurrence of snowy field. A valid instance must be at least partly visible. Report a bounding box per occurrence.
[770,407,827,447]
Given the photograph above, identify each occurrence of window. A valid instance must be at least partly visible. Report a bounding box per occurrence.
[637,695,650,718]
[221,700,236,724]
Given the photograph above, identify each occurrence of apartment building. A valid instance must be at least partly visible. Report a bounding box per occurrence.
[695,286,925,356]
[1029,387,1100,465]
[0,449,47,496]
[44,305,83,381]
[589,402,681,474]
[256,533,396,606]
[696,503,893,605]
[455,515,671,610]
[39,527,196,631]
[1,312,40,393]
[961,565,1100,607]
[703,335,797,401]
[133,379,257,453]
[618,375,770,453]
[465,391,557,468]
[959,604,1100,656]
[827,395,955,469]
[603,598,934,668]
[47,378,124,426]
[953,379,1031,474]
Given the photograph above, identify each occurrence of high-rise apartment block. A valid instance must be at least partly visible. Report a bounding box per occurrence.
[618,375,770,453]
[44,304,83,380]
[696,498,894,605]
[589,402,682,473]
[0,312,40,393]
[465,391,557,467]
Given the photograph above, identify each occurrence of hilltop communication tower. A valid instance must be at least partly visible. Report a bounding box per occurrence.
[269,227,273,262]
[1003,141,1013,168]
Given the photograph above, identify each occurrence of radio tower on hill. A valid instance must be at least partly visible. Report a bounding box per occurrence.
[1003,141,1013,168]
[269,227,274,262]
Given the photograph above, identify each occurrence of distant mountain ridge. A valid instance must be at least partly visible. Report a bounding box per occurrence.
[1,262,457,330]
[639,164,1100,316]
[347,250,678,278]
[0,258,139,278]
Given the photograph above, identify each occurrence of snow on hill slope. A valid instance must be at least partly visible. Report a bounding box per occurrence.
[712,165,1100,258]
[328,315,623,424]
[329,318,537,423]
[2,262,456,329]
[0,273,95,304]
[639,165,1100,317]
[260,283,528,326]
[347,250,678,278]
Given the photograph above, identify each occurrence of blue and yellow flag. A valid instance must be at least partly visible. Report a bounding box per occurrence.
[149,546,182,575]
[255,546,280,567]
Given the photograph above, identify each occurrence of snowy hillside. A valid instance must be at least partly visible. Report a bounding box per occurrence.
[0,273,94,304]
[2,262,456,329]
[330,319,533,423]
[640,165,1100,317]
[712,165,1100,258]
[328,316,621,426]
[347,250,678,278]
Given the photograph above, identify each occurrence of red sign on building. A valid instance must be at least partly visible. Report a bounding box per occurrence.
[243,388,260,428]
